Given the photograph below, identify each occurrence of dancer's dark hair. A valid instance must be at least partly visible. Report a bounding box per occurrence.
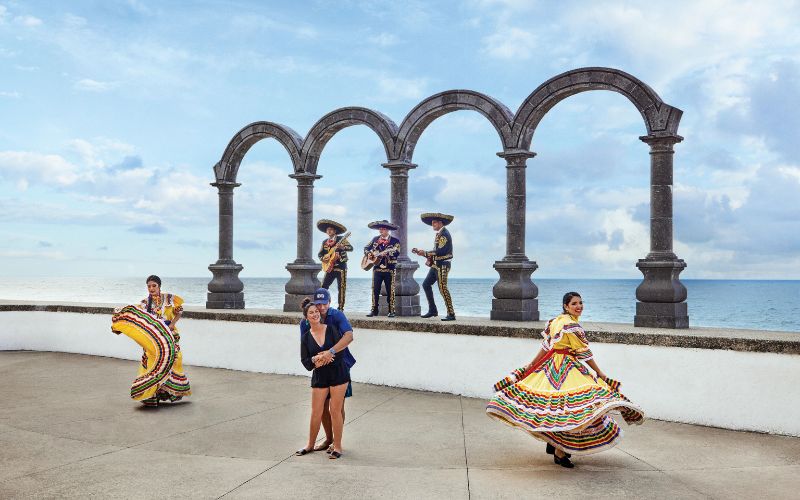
[146,275,162,313]
[562,292,582,313]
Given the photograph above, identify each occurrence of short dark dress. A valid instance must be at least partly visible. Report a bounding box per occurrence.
[301,324,351,388]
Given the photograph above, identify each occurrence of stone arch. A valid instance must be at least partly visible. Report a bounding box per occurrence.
[300,107,398,174]
[395,90,515,162]
[512,67,683,150]
[214,121,303,183]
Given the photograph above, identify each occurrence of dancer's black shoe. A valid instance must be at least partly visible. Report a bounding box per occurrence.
[421,310,438,318]
[554,454,574,468]
[545,443,571,458]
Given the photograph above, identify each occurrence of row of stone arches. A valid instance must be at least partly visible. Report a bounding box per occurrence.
[207,67,689,328]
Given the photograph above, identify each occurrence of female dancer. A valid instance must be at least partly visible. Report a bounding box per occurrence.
[486,292,644,468]
[297,298,353,459]
[111,275,191,406]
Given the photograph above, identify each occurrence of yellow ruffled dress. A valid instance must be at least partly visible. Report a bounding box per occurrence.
[111,293,191,406]
[486,314,644,455]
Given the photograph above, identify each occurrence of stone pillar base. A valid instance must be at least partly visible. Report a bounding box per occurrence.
[490,298,539,321]
[283,262,321,312]
[491,259,539,321]
[206,292,245,309]
[634,302,689,328]
[207,261,245,309]
[284,293,314,313]
[377,295,421,317]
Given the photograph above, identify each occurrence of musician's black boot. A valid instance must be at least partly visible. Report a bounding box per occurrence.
[387,312,396,318]
[366,310,378,317]
[421,310,438,318]
[441,314,456,321]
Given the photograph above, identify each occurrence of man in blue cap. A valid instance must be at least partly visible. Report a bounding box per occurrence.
[299,287,355,451]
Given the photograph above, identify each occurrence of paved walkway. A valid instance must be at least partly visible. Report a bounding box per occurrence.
[0,352,797,499]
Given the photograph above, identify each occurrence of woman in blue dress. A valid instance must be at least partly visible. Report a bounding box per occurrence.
[296,298,353,459]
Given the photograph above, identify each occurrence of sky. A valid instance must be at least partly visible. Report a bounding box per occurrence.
[1,0,799,280]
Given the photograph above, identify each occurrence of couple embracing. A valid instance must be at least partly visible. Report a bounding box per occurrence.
[296,288,356,460]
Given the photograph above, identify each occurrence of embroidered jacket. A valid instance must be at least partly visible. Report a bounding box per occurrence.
[425,227,453,267]
[318,235,353,269]
[364,235,401,271]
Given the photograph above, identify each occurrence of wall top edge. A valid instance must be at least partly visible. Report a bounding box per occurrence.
[1,301,797,355]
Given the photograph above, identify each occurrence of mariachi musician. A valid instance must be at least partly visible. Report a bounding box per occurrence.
[317,219,353,311]
[363,219,400,318]
[412,212,455,321]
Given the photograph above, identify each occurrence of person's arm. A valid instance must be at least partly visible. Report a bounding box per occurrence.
[585,358,607,380]
[364,239,373,255]
[169,295,184,330]
[300,335,315,371]
[434,231,453,260]
[523,347,548,371]
[318,241,327,260]
[317,313,353,364]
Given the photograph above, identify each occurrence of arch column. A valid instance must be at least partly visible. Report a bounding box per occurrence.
[491,149,539,321]
[207,181,245,309]
[635,134,689,328]
[382,160,421,316]
[283,172,323,312]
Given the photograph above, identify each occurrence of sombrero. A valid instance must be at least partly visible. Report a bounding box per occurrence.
[421,212,454,226]
[367,219,399,231]
[316,219,347,234]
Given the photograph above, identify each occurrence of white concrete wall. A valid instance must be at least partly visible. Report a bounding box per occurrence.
[2,311,799,436]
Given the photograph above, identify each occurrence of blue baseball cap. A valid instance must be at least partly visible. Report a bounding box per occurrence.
[312,288,330,305]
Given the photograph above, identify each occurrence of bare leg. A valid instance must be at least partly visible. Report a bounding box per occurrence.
[329,383,348,453]
[322,399,333,450]
[305,388,329,451]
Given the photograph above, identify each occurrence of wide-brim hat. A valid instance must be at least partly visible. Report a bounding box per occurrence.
[316,219,347,234]
[367,219,399,231]
[421,212,454,226]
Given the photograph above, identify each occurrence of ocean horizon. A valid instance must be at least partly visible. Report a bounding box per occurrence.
[1,277,797,333]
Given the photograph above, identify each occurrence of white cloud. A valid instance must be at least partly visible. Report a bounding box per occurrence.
[0,90,20,98]
[74,78,118,92]
[376,74,428,101]
[0,151,80,186]
[368,32,399,47]
[0,249,67,260]
[482,27,536,60]
[15,14,42,27]
[0,5,7,22]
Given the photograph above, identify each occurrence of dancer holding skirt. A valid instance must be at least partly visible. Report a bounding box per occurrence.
[486,292,644,468]
[111,275,191,407]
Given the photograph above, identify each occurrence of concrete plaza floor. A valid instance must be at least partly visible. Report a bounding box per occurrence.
[0,352,797,499]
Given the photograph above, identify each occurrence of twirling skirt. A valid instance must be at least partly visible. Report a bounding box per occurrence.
[486,351,644,455]
[111,305,191,404]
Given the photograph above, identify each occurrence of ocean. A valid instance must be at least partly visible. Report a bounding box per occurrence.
[1,277,797,332]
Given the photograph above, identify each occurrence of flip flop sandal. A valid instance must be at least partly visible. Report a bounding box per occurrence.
[329,451,342,459]
[295,448,313,456]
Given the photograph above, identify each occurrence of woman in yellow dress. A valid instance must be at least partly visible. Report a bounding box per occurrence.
[486,292,644,468]
[111,275,191,407]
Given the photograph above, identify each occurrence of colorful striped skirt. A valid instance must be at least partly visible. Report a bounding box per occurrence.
[486,351,644,455]
[111,305,192,405]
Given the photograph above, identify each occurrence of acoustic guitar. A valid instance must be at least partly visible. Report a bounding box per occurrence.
[411,247,433,267]
[321,232,351,273]
[361,247,395,271]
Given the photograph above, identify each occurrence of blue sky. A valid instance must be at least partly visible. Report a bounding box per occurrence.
[1,0,799,279]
